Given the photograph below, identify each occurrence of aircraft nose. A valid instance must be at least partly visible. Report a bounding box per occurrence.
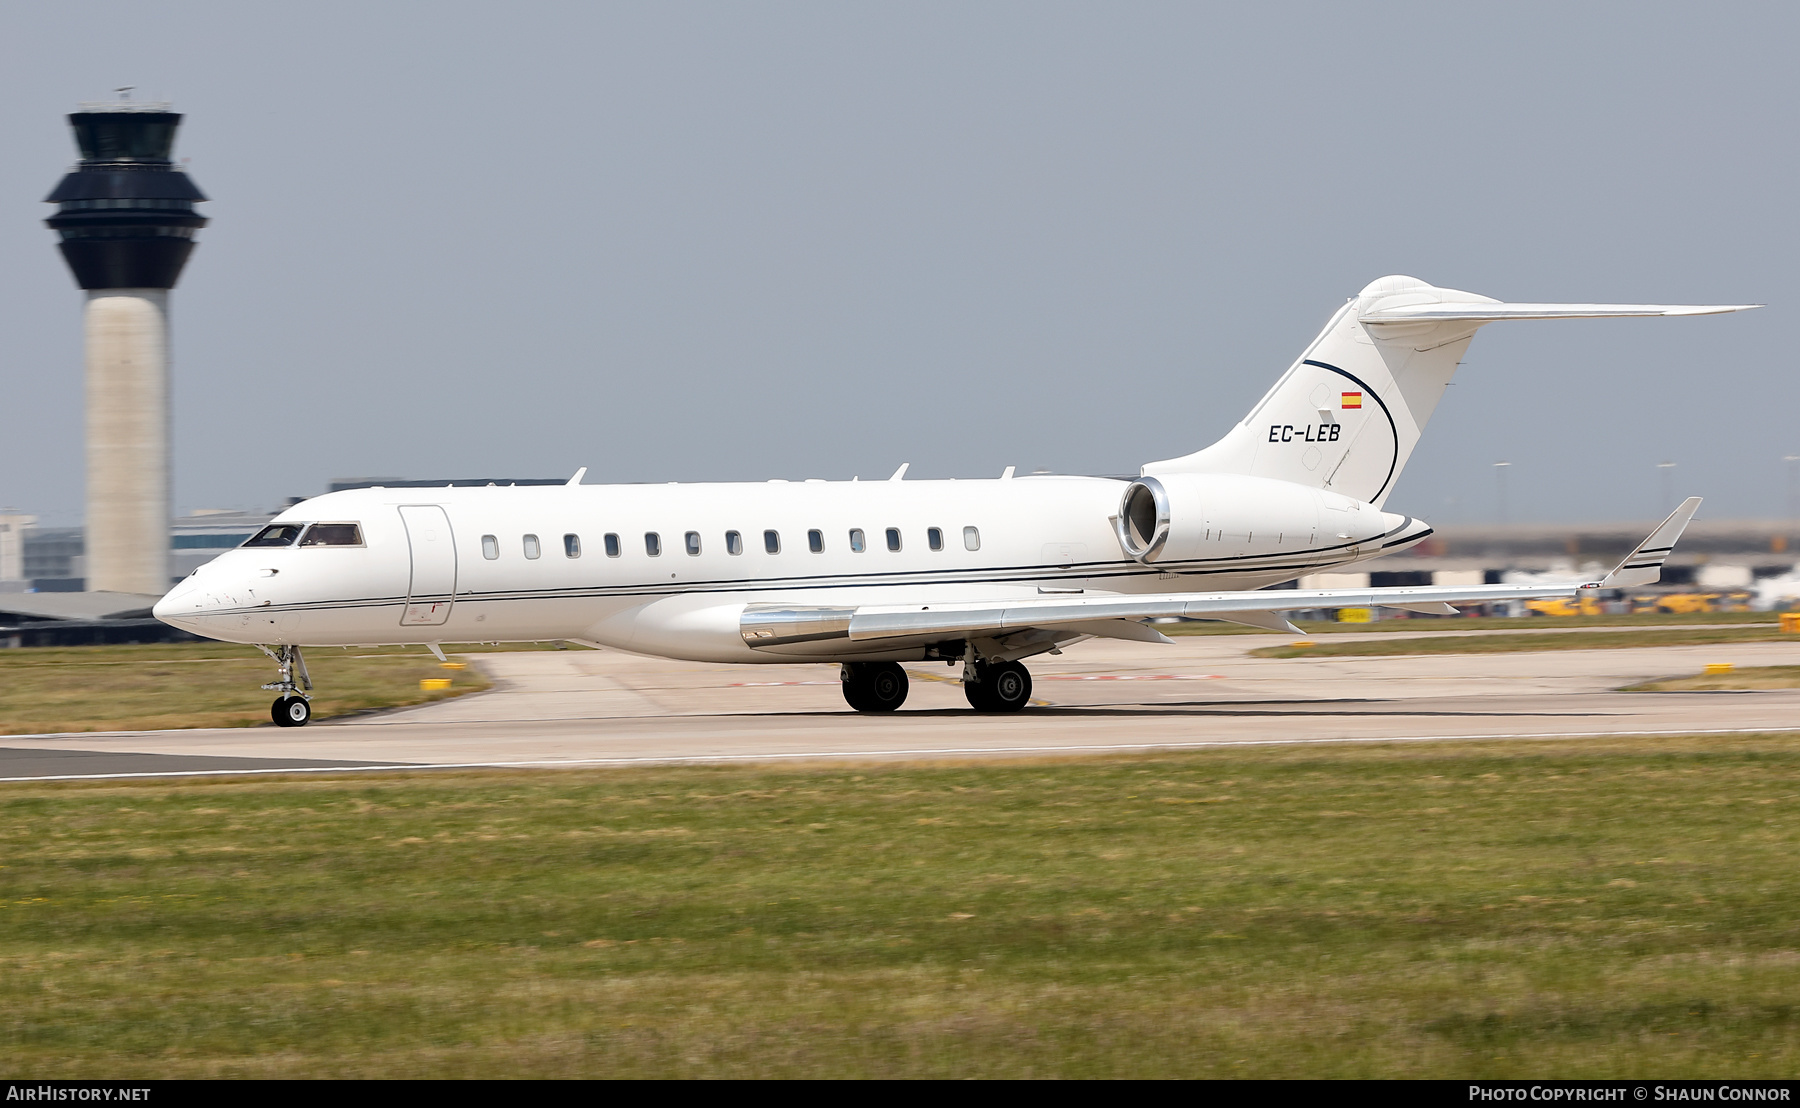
[153,572,222,633]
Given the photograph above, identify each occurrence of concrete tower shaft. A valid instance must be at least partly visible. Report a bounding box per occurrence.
[45,102,208,596]
[84,290,171,596]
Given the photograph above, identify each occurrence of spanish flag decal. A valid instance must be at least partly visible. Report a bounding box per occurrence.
[1340,391,1363,409]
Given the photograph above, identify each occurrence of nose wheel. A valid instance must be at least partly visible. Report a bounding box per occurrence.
[257,644,314,727]
[272,696,312,727]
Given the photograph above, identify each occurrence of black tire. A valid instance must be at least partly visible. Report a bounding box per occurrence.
[964,661,1032,713]
[272,696,312,727]
[841,662,909,713]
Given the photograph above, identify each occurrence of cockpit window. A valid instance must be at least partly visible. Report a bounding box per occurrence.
[299,523,364,547]
[244,523,306,548]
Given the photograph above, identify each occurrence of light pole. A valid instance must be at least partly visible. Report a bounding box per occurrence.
[1656,461,1677,516]
[1493,461,1512,526]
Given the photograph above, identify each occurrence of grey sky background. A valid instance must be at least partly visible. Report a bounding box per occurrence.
[0,2,1793,527]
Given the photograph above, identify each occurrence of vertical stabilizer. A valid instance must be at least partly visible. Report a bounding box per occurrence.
[1143,277,1756,508]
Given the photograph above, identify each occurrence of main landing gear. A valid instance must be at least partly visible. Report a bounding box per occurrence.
[841,661,909,712]
[259,644,313,727]
[838,656,1035,714]
[964,659,1032,713]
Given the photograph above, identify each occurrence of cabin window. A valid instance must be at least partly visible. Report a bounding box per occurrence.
[886,527,902,552]
[244,523,306,548]
[726,530,743,556]
[963,526,980,551]
[645,532,661,556]
[927,527,943,552]
[764,530,781,554]
[299,522,363,547]
[523,534,541,559]
[686,531,702,556]
[808,529,824,553]
[481,534,499,560]
[564,533,581,558]
[604,533,621,558]
[849,528,865,553]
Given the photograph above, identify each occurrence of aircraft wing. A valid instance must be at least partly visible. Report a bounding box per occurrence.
[840,581,1579,642]
[739,499,1704,652]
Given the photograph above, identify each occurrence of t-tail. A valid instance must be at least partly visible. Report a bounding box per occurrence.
[1143,276,1757,507]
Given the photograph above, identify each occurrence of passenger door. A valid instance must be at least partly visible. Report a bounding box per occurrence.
[399,505,457,626]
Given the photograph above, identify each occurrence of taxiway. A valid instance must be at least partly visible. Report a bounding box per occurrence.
[4,630,1799,781]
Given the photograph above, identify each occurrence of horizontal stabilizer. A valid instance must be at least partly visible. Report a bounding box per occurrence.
[1601,497,1703,588]
[1362,303,1760,324]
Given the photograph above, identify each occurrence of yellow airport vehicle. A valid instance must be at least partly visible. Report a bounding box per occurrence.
[1525,594,1608,618]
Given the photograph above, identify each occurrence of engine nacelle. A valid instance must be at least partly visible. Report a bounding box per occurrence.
[1113,472,1390,565]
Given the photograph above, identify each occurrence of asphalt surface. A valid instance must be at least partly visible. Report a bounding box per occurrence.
[4,629,1799,781]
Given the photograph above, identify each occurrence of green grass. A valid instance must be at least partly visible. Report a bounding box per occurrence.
[1168,610,1780,635]
[1625,665,1800,692]
[1252,626,1795,658]
[0,642,492,734]
[3,736,1799,1077]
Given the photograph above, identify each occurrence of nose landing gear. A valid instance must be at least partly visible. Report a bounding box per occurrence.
[258,644,313,727]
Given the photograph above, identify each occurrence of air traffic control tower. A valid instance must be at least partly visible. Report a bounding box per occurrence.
[44,98,208,595]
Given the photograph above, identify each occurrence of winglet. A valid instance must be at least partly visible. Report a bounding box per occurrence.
[566,467,588,487]
[1599,497,1703,588]
[889,463,910,481]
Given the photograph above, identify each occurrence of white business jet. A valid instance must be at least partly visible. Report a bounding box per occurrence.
[155,275,1755,726]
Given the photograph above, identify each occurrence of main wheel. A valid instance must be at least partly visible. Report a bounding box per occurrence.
[841,662,909,712]
[964,661,1032,713]
[272,696,312,727]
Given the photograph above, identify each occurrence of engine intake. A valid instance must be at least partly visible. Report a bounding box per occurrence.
[1114,473,1389,565]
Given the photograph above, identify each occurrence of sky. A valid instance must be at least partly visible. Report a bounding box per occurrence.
[0,2,1794,527]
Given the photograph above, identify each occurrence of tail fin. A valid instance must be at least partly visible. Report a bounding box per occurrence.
[1143,276,1757,507]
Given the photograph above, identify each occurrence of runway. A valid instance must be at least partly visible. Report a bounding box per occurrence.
[5,628,1800,782]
